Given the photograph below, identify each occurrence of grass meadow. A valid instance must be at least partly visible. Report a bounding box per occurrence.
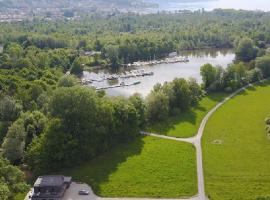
[202,81,270,200]
[146,93,227,138]
[65,136,197,198]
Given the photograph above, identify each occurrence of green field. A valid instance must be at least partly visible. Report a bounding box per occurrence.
[66,136,197,198]
[202,81,270,200]
[146,93,227,138]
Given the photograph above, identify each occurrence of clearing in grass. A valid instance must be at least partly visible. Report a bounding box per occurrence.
[202,81,270,200]
[146,92,227,138]
[65,136,197,198]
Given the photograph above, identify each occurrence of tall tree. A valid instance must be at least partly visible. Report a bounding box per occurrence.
[235,38,258,62]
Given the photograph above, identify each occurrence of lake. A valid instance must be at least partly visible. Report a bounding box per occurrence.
[145,0,270,12]
[83,49,235,97]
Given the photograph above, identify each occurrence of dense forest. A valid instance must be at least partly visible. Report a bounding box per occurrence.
[1,9,270,199]
[0,9,270,69]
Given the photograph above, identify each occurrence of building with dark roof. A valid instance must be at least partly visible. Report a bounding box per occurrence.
[31,175,72,200]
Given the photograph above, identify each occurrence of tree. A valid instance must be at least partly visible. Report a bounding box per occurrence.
[200,63,217,89]
[70,57,84,76]
[6,43,23,64]
[235,38,258,62]
[146,90,169,121]
[0,156,29,199]
[247,68,263,83]
[129,93,146,128]
[2,120,26,163]
[111,97,140,141]
[224,62,248,90]
[188,78,203,105]
[26,87,114,172]
[255,55,270,78]
[19,111,47,147]
[168,78,192,112]
[58,75,78,87]
[0,96,22,122]
[104,44,122,69]
[0,183,9,200]
[25,119,79,174]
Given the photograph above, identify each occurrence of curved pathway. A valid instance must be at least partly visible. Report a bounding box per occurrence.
[25,84,254,200]
[141,83,253,200]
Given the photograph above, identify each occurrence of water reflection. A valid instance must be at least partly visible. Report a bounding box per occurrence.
[147,0,270,12]
[83,49,235,97]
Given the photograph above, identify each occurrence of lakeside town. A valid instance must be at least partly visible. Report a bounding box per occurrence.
[0,0,160,22]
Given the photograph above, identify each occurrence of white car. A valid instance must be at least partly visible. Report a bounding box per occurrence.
[78,190,90,195]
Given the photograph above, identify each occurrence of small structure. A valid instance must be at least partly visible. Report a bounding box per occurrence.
[80,50,101,56]
[168,52,177,58]
[30,175,72,200]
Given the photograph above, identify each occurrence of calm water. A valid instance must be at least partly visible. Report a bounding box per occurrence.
[84,49,235,97]
[146,0,270,12]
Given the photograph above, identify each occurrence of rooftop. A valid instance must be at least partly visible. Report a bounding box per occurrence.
[34,175,65,187]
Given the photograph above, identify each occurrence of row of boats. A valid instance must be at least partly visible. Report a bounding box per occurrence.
[81,69,154,85]
[95,81,141,90]
[127,56,189,67]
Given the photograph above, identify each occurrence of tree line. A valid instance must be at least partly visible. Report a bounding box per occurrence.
[0,9,270,69]
[0,9,270,199]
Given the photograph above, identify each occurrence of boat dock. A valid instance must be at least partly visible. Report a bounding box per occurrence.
[81,69,153,85]
[95,81,141,90]
[126,56,189,67]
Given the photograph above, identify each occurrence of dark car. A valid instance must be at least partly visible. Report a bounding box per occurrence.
[78,190,90,195]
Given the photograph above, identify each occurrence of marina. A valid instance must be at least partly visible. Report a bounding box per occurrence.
[81,69,154,85]
[82,49,235,97]
[127,56,189,67]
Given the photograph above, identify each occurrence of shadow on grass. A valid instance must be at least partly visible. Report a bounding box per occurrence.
[237,80,270,96]
[206,92,228,102]
[146,108,198,136]
[63,136,145,195]
[146,92,227,137]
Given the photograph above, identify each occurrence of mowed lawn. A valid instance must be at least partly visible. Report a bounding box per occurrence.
[146,93,227,138]
[202,81,270,200]
[65,136,197,198]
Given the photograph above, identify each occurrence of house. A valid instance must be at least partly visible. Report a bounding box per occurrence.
[30,175,72,200]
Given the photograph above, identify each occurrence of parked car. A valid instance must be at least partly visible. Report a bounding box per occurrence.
[78,190,90,195]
